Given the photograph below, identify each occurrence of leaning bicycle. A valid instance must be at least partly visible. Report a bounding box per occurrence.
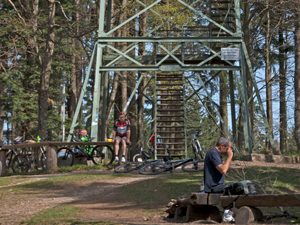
[57,133,114,167]
[114,147,162,173]
[139,128,206,174]
[181,128,206,172]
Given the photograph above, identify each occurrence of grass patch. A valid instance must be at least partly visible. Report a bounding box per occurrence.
[11,173,133,192]
[21,204,120,225]
[21,205,80,224]
[0,176,28,186]
[116,173,202,206]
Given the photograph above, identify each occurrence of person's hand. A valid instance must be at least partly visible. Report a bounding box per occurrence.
[126,139,131,145]
[227,148,233,159]
[112,138,115,143]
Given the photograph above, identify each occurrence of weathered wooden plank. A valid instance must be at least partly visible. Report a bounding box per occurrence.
[235,206,264,225]
[221,194,300,208]
[190,193,208,205]
[0,141,114,151]
[49,141,114,146]
[208,194,222,205]
[1,142,51,150]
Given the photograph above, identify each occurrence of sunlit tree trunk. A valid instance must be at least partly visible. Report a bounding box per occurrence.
[38,0,56,139]
[265,3,273,151]
[279,25,287,153]
[294,11,300,153]
[219,71,228,136]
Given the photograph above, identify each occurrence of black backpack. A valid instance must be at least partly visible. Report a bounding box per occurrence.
[223,180,257,195]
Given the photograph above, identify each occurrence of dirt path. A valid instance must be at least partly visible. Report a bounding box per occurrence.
[0,170,162,225]
[0,161,299,225]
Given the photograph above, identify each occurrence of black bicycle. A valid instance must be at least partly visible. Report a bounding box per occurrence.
[181,128,206,172]
[132,146,155,162]
[114,147,162,173]
[139,128,205,174]
[9,136,31,173]
[57,133,114,167]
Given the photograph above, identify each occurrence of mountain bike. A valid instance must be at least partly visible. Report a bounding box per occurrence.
[139,128,206,174]
[6,137,25,172]
[57,133,114,167]
[10,136,47,173]
[10,136,31,173]
[132,146,155,162]
[114,147,163,173]
[181,128,206,172]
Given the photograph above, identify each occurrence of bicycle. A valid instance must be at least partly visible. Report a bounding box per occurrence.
[132,146,154,162]
[139,128,206,174]
[57,133,114,167]
[10,136,31,173]
[181,128,206,172]
[114,147,163,173]
[10,136,47,173]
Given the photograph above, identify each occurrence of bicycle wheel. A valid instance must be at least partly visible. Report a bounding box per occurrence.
[57,147,74,167]
[12,154,30,173]
[133,154,144,162]
[181,160,204,172]
[114,162,139,173]
[91,145,114,165]
[40,152,47,170]
[139,162,168,175]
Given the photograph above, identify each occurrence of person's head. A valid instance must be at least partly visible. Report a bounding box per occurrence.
[216,137,232,154]
[119,112,125,122]
[81,129,87,136]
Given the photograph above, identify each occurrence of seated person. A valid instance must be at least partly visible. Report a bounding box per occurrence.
[112,112,131,163]
[204,137,234,222]
[204,137,233,193]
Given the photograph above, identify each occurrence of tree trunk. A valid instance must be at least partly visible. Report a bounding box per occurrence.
[237,100,244,153]
[243,0,254,139]
[38,0,56,139]
[279,26,287,153]
[294,13,300,153]
[0,84,5,145]
[219,71,228,137]
[68,0,81,119]
[265,5,273,151]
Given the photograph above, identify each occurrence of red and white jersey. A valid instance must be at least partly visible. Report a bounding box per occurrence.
[113,119,130,137]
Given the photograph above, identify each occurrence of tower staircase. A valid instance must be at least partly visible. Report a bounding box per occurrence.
[155,72,187,158]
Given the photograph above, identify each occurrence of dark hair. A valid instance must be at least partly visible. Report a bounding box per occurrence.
[216,137,230,147]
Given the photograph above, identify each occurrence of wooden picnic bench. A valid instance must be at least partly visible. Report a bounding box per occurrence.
[0,141,114,176]
[166,193,300,224]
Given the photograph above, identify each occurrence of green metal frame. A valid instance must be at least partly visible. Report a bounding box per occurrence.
[68,0,276,155]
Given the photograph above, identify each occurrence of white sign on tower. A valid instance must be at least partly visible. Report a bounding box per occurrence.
[221,48,240,61]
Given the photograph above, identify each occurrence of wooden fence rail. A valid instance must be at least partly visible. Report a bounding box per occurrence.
[0,141,114,176]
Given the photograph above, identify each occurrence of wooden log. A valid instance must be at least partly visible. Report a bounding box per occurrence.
[235,206,264,225]
[190,193,208,205]
[46,145,57,170]
[177,196,195,207]
[208,193,222,205]
[174,206,187,220]
[185,205,222,223]
[221,194,300,208]
[0,150,6,176]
